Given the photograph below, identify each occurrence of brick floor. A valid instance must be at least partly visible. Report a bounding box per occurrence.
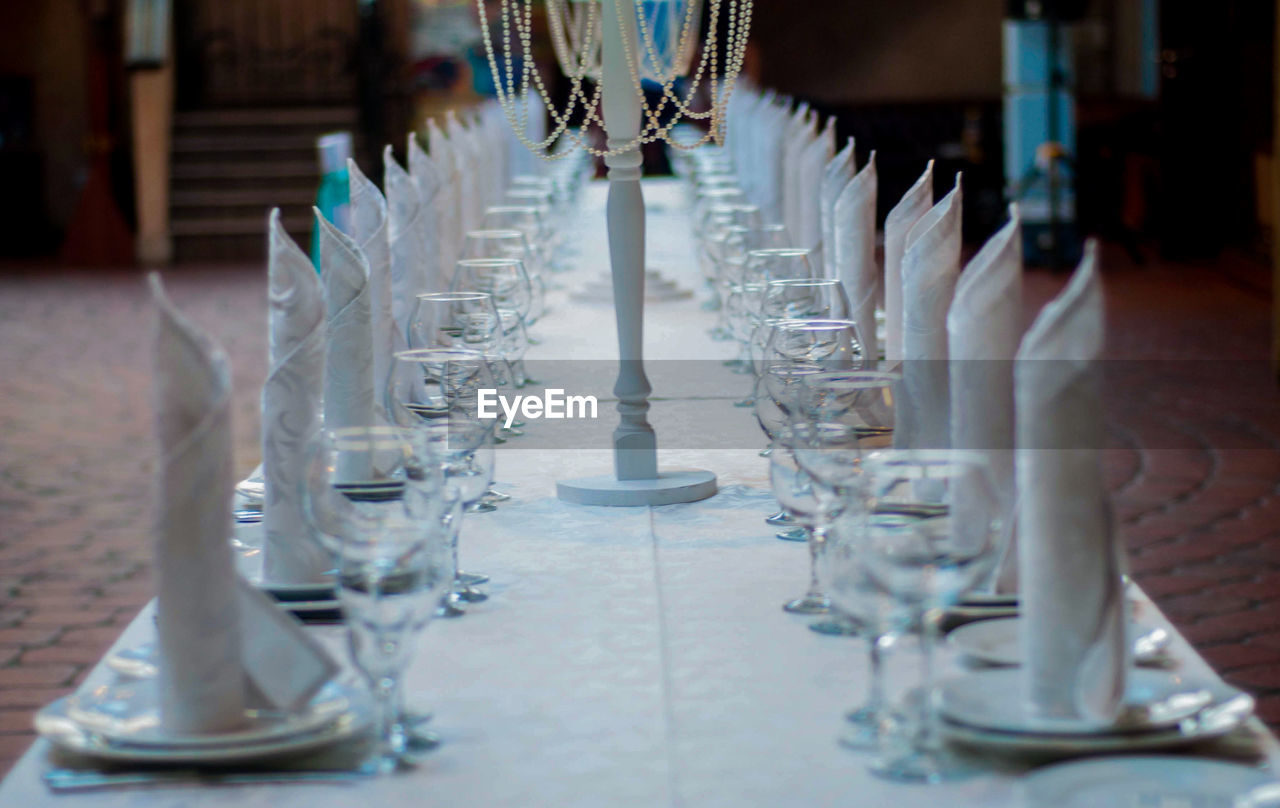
[0,244,1276,775]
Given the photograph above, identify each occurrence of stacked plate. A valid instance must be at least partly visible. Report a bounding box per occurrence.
[949,616,1173,668]
[35,679,369,764]
[262,581,342,623]
[940,667,1256,755]
[231,518,341,622]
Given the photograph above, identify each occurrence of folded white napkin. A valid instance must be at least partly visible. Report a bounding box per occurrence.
[832,151,878,352]
[947,205,1023,592]
[315,209,375,442]
[347,159,399,422]
[1016,240,1128,722]
[781,104,813,241]
[446,110,480,236]
[758,97,792,221]
[797,118,835,267]
[262,211,330,584]
[896,174,962,451]
[150,275,336,734]
[478,104,508,206]
[883,161,934,362]
[407,133,444,310]
[819,138,856,281]
[384,147,434,341]
[427,118,461,274]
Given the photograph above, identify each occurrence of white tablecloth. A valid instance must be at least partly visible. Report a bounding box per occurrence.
[3,180,1276,807]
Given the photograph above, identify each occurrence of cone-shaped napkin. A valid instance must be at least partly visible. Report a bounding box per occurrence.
[446,110,479,236]
[883,161,934,362]
[151,275,337,733]
[151,273,244,733]
[819,138,856,281]
[797,118,836,267]
[781,104,813,241]
[832,151,878,353]
[948,206,1023,592]
[347,159,399,423]
[262,210,330,584]
[384,147,433,341]
[895,175,962,451]
[315,209,375,442]
[407,132,443,304]
[1016,240,1127,722]
[427,119,460,278]
[760,98,792,221]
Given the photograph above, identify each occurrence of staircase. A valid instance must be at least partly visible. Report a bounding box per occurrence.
[170,106,360,262]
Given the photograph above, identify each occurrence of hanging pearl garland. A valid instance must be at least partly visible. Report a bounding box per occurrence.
[475,0,753,160]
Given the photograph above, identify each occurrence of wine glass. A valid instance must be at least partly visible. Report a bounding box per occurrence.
[759,319,865,545]
[750,278,852,375]
[820,503,912,749]
[413,415,498,608]
[769,425,843,613]
[856,450,1002,783]
[483,205,555,276]
[451,258,533,329]
[742,247,814,285]
[386,348,497,611]
[461,231,545,328]
[301,425,455,773]
[408,291,500,353]
[759,318,866,413]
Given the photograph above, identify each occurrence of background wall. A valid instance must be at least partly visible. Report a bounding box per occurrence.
[0,0,89,233]
[750,0,1006,103]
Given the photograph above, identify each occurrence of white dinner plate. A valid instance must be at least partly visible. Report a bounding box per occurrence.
[948,617,1171,667]
[1017,755,1277,807]
[942,701,1254,757]
[940,667,1249,735]
[39,679,361,752]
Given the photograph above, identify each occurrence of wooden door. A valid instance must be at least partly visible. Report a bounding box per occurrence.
[176,0,358,107]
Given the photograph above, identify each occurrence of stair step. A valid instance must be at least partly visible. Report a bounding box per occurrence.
[171,161,319,181]
[174,107,359,129]
[173,134,319,153]
[172,215,312,237]
[171,188,316,208]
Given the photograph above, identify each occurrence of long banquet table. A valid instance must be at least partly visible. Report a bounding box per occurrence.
[2,180,1277,807]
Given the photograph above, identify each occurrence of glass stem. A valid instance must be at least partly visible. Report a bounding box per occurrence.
[372,673,404,772]
[449,514,462,586]
[867,631,888,721]
[804,527,822,599]
[918,608,941,754]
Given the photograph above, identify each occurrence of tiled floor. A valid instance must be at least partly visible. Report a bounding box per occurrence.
[0,243,1276,774]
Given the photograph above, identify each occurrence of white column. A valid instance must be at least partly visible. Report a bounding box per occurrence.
[600,0,657,480]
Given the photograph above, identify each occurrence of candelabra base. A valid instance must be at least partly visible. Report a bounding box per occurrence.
[570,268,693,304]
[556,469,717,507]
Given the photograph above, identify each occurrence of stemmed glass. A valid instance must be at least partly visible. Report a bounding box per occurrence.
[386,348,497,613]
[750,278,852,375]
[452,257,533,326]
[301,425,455,773]
[483,205,555,277]
[742,247,814,286]
[461,231,545,328]
[760,318,865,583]
[408,291,501,353]
[451,258,537,387]
[408,292,513,505]
[856,450,1002,783]
[819,504,911,749]
[769,425,844,613]
[791,369,901,696]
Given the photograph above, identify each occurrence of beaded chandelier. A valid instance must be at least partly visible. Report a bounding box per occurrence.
[475,0,753,158]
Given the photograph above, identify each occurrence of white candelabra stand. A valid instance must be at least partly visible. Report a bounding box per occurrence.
[479,0,749,506]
